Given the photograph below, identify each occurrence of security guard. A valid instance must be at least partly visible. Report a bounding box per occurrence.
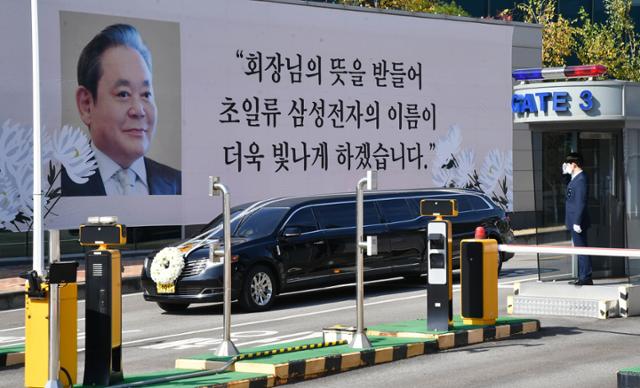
[563,152,592,285]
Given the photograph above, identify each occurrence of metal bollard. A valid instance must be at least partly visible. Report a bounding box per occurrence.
[45,230,62,388]
[209,177,239,357]
[350,171,378,349]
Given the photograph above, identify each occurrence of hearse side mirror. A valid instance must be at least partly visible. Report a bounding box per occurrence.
[282,226,302,238]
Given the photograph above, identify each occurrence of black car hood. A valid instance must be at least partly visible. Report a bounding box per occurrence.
[184,237,250,259]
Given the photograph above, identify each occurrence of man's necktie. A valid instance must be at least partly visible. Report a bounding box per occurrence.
[116,168,134,195]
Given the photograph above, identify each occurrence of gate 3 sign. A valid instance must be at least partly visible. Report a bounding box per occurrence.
[511,89,594,114]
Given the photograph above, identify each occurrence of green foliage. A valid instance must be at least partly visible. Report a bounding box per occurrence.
[340,0,469,16]
[515,0,640,81]
[574,0,640,80]
[516,0,575,67]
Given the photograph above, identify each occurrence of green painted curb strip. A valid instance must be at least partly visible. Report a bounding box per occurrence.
[236,340,347,361]
[0,344,25,369]
[617,368,640,388]
[237,338,439,385]
[187,337,348,362]
[73,370,271,388]
[0,344,24,354]
[238,336,434,365]
[183,335,436,363]
[368,315,536,334]
[175,336,439,385]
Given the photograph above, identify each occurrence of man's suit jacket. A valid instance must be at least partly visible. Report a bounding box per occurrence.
[61,157,181,196]
[565,172,590,231]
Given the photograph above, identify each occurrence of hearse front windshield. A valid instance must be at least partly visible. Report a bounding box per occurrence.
[234,207,289,239]
[205,207,289,240]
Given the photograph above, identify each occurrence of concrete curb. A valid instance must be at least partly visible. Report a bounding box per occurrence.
[0,276,142,311]
[618,369,640,388]
[368,320,541,348]
[240,340,438,385]
[0,351,24,369]
[197,374,274,388]
[178,340,438,386]
[176,319,540,386]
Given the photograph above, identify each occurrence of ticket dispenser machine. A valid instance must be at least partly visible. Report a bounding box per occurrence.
[420,199,457,331]
[79,216,126,386]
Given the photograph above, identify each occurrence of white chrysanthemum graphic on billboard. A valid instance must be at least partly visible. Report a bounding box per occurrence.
[51,125,97,184]
[0,120,97,231]
[430,124,512,211]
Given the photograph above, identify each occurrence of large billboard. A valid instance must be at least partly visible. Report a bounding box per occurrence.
[0,0,514,231]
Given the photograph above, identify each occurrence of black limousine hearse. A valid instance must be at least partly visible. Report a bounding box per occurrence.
[141,188,514,312]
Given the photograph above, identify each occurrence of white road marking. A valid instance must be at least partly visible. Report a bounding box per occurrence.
[141,337,220,351]
[0,336,24,344]
[233,331,315,348]
[257,332,322,347]
[140,330,327,351]
[0,326,24,332]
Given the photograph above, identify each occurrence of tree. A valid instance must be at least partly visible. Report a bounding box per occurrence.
[515,0,574,67]
[339,0,469,17]
[574,0,640,80]
[515,0,640,81]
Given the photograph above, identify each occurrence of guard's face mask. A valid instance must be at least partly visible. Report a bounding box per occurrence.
[562,162,573,175]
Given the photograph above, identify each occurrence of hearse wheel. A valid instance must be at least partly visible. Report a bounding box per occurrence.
[239,265,277,311]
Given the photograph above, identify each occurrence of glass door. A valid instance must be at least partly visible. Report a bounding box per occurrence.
[533,130,626,281]
[532,131,575,281]
[579,132,626,278]
[624,129,640,282]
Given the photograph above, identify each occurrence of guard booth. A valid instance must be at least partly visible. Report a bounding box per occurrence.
[512,66,640,282]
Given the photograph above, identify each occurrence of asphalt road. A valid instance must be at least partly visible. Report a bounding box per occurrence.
[1,253,640,388]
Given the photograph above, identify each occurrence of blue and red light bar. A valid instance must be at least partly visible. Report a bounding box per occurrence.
[512,65,607,81]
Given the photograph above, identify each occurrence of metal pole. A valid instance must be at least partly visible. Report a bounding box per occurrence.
[49,230,60,264]
[45,230,62,388]
[350,176,371,349]
[214,182,239,357]
[31,0,44,275]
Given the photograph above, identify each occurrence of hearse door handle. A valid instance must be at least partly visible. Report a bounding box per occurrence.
[313,241,325,245]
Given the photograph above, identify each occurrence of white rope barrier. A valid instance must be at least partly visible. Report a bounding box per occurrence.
[498,244,640,258]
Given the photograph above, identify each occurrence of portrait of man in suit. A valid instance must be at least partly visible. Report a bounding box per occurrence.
[563,152,592,285]
[62,23,181,196]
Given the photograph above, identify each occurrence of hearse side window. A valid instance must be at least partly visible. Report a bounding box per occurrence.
[405,198,420,215]
[454,196,472,212]
[364,202,382,225]
[314,202,380,229]
[467,195,491,210]
[377,199,413,223]
[285,208,318,233]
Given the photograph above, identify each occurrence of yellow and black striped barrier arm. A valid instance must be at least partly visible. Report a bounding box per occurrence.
[235,340,347,361]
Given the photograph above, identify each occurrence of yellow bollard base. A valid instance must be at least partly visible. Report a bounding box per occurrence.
[25,281,78,388]
[462,318,497,326]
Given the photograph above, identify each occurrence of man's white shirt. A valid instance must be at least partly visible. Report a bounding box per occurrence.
[92,145,149,195]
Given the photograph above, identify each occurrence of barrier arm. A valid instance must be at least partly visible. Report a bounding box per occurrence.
[498,244,640,258]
